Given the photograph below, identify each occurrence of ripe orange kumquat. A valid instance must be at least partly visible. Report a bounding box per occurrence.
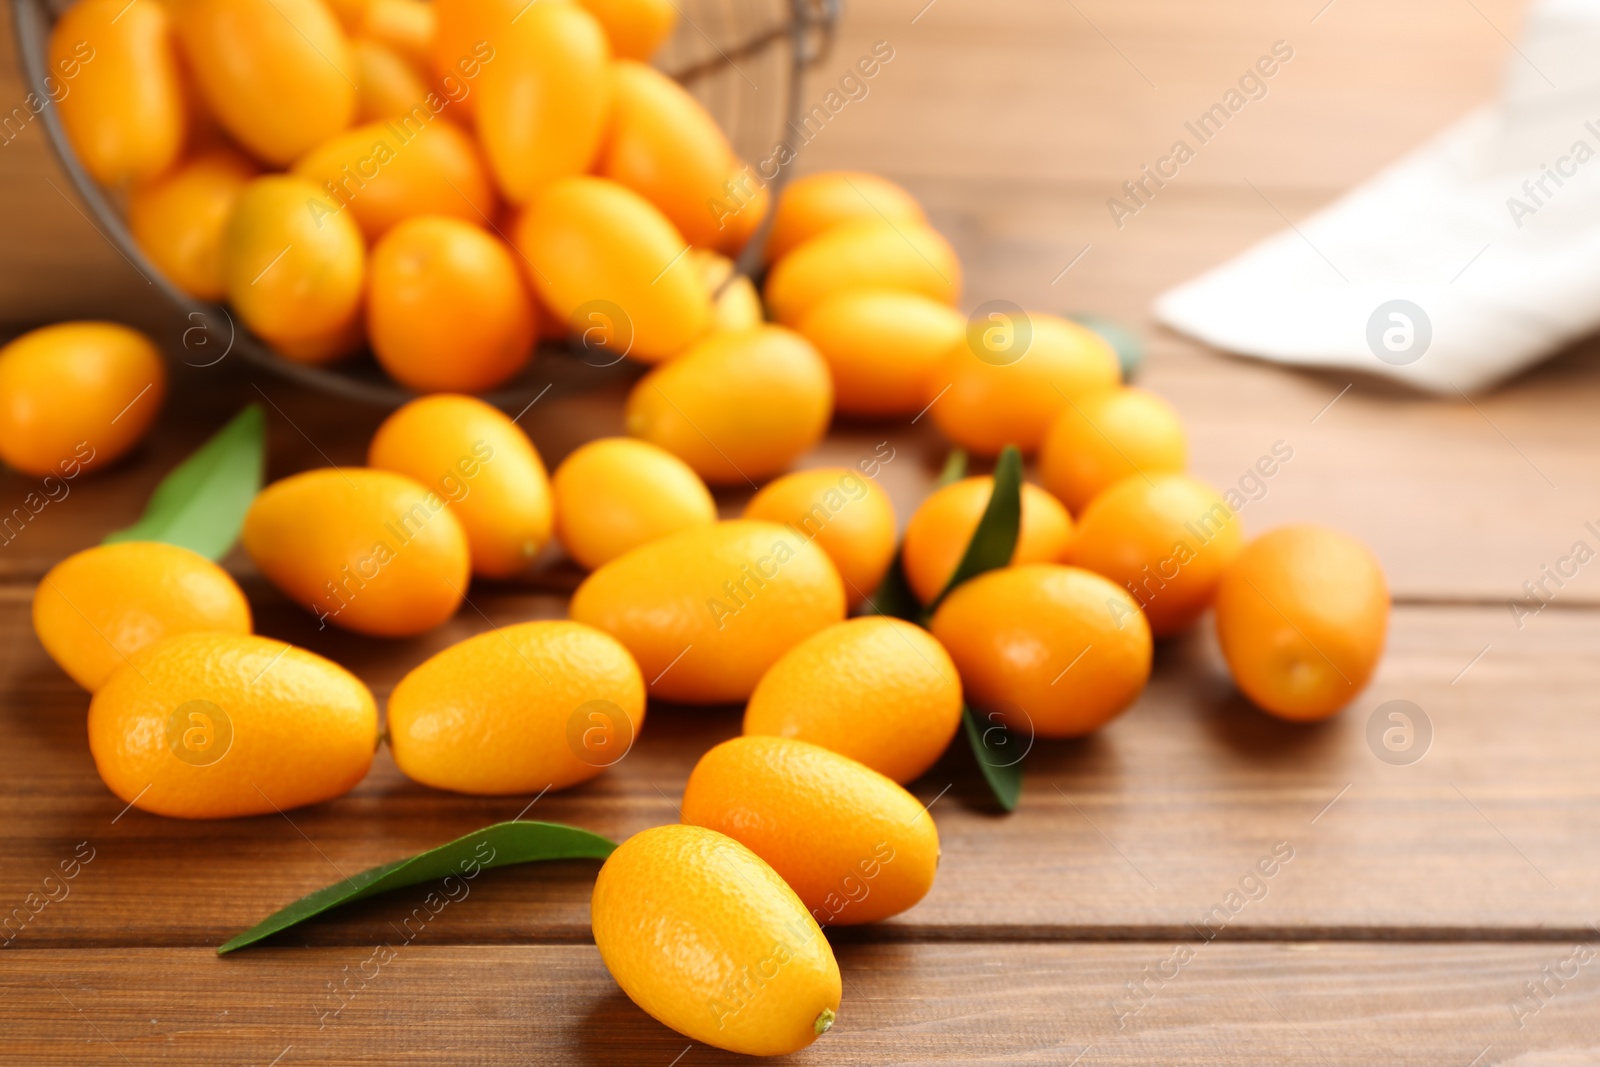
[387,620,645,794]
[242,468,471,637]
[368,394,553,578]
[569,520,846,705]
[599,60,735,249]
[797,289,966,418]
[1068,473,1244,637]
[931,563,1152,738]
[473,0,612,203]
[624,326,833,486]
[515,176,710,363]
[366,216,535,393]
[51,0,186,185]
[742,467,896,605]
[682,736,941,925]
[926,311,1119,457]
[551,437,716,570]
[33,541,252,692]
[0,322,165,477]
[174,0,356,166]
[222,175,365,357]
[1038,387,1188,513]
[88,632,378,819]
[743,616,963,784]
[1214,524,1390,721]
[291,119,499,241]
[591,824,841,1057]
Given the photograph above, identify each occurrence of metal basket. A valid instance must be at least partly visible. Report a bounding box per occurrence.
[9,0,841,407]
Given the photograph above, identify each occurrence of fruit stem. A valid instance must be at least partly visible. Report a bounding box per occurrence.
[814,1007,836,1036]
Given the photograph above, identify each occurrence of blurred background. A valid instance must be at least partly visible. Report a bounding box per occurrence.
[1,0,1577,601]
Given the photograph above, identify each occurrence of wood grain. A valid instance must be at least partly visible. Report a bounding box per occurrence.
[5,0,1596,1062]
[5,593,1595,948]
[6,944,1599,1065]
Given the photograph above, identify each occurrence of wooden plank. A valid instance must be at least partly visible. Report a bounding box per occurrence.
[5,593,1596,948]
[5,344,1600,606]
[6,943,1599,1065]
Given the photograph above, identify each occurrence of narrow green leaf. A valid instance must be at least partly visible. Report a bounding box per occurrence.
[218,820,616,954]
[936,447,968,487]
[929,444,1023,610]
[104,404,266,560]
[962,704,1024,812]
[862,548,922,622]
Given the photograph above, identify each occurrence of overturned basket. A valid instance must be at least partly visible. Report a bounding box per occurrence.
[10,0,841,407]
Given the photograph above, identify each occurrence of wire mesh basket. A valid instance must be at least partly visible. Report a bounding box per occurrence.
[9,0,841,407]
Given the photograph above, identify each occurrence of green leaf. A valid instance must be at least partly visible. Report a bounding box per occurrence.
[104,404,265,560]
[217,820,617,954]
[862,548,922,622]
[929,444,1023,610]
[962,704,1024,812]
[936,447,968,487]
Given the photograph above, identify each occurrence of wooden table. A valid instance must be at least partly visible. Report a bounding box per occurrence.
[6,0,1600,1062]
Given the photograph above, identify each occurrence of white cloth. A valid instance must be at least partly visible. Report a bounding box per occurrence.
[1155,0,1600,394]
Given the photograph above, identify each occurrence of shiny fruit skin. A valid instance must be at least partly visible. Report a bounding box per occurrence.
[764,219,959,327]
[927,312,1119,456]
[1214,525,1390,721]
[0,322,165,477]
[744,617,961,784]
[1038,387,1188,513]
[366,216,534,393]
[352,37,431,122]
[475,1,611,203]
[798,289,964,417]
[743,467,895,605]
[764,171,926,265]
[625,326,832,486]
[33,542,252,692]
[175,0,356,166]
[575,0,676,60]
[242,467,470,636]
[551,437,715,570]
[51,0,186,185]
[1068,474,1243,637]
[222,175,365,351]
[689,248,763,333]
[569,520,846,705]
[515,176,710,363]
[88,632,378,819]
[600,61,733,247]
[368,394,551,577]
[901,476,1073,606]
[592,824,841,1056]
[388,620,644,793]
[683,736,940,926]
[128,146,257,300]
[931,563,1152,738]
[292,118,497,241]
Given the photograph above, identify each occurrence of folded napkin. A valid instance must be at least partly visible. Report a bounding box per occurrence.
[1155,0,1600,393]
